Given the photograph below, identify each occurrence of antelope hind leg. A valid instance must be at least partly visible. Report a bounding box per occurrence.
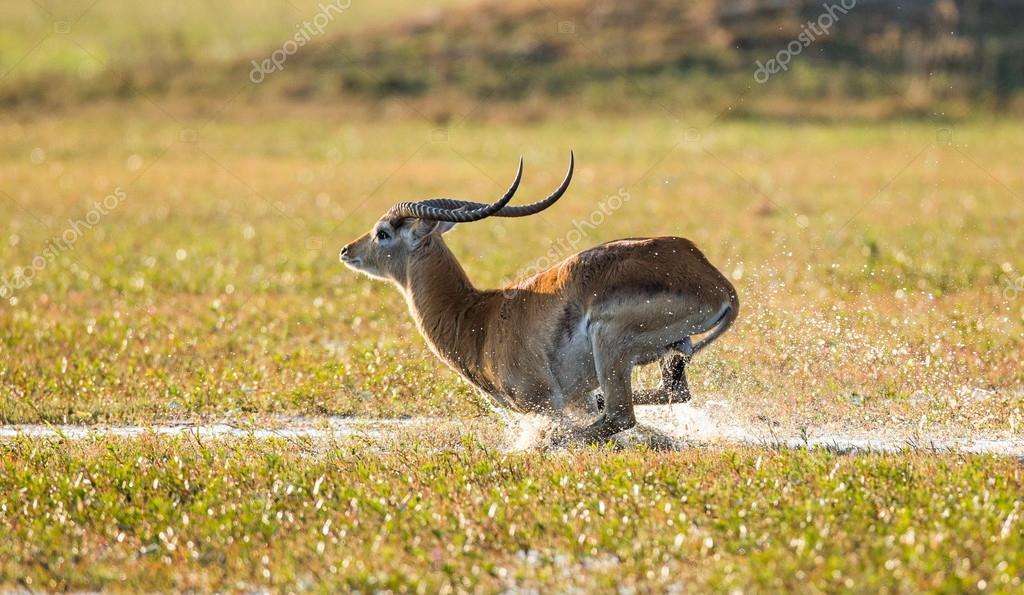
[612,338,693,407]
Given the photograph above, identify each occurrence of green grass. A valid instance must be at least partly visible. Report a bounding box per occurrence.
[1,55,1023,594]
[1,110,1021,432]
[4,3,1023,592]
[1,436,1021,591]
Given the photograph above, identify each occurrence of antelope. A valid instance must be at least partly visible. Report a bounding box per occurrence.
[340,153,739,445]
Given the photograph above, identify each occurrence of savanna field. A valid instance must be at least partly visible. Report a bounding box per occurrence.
[2,0,1024,591]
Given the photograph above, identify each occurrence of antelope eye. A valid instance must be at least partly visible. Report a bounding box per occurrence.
[375,228,390,241]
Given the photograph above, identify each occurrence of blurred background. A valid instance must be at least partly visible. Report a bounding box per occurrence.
[0,0,1021,433]
[3,0,1024,117]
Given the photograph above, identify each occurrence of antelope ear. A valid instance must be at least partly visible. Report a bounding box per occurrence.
[409,219,457,238]
[406,218,454,242]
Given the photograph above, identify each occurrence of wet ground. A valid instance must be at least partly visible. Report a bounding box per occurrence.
[3,402,1022,458]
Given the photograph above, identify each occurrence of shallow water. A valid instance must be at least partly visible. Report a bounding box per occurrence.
[2,404,1022,458]
[633,403,1024,457]
[0,417,439,441]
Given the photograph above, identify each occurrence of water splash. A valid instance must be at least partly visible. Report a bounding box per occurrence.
[1,407,1022,458]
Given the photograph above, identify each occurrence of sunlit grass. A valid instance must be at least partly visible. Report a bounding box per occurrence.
[1,111,1021,432]
[3,4,1022,592]
[1,102,1022,594]
[1,436,1021,591]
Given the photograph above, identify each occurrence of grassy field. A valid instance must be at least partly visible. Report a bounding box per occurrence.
[2,436,1023,592]
[1,109,1021,432]
[2,0,1024,591]
[1,109,1022,591]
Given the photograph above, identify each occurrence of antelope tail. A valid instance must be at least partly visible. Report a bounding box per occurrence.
[691,297,739,356]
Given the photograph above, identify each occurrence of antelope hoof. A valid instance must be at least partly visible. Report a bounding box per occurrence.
[561,413,637,447]
[544,424,582,450]
[545,420,612,449]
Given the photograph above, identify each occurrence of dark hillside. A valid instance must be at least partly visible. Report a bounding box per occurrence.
[4,0,1023,117]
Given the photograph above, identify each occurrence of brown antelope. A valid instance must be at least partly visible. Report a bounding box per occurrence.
[340,153,739,445]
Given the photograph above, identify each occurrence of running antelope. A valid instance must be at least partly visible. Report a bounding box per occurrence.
[340,153,738,445]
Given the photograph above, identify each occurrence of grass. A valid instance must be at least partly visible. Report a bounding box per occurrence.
[2,436,1022,592]
[1,109,1021,434]
[2,5,1024,590]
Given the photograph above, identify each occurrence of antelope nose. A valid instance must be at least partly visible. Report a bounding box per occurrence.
[339,245,350,261]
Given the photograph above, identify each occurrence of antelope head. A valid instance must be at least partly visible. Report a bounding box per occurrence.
[339,153,574,287]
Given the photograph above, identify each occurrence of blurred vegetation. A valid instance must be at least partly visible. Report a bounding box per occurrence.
[1,0,1023,118]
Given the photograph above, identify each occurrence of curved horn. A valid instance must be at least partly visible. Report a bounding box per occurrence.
[414,151,574,217]
[387,157,523,223]
[492,150,573,217]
